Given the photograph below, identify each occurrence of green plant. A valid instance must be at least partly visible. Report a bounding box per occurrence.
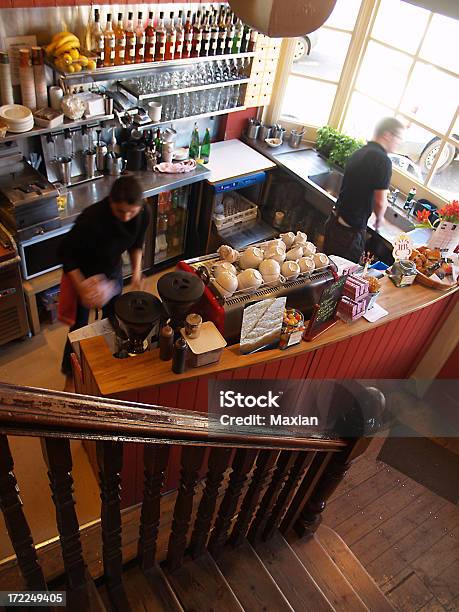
[316,126,364,169]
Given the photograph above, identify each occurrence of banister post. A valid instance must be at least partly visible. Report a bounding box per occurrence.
[294,437,370,538]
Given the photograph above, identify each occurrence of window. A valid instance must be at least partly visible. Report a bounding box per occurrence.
[279,0,362,126]
[342,0,459,200]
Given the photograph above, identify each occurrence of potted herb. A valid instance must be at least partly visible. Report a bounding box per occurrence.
[316,126,364,169]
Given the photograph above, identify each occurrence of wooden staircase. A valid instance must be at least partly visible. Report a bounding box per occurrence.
[0,383,395,611]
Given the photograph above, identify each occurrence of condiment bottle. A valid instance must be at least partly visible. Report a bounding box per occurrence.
[159,324,174,361]
[172,337,187,374]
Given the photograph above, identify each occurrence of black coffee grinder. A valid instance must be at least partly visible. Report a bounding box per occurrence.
[113,291,165,356]
[157,271,205,332]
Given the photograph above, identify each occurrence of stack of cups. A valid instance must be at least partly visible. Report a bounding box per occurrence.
[31,47,47,109]
[18,48,37,111]
[0,52,14,106]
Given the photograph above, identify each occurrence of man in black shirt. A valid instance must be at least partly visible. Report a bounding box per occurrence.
[59,175,150,379]
[324,117,405,263]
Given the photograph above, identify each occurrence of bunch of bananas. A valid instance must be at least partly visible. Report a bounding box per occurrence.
[45,31,96,73]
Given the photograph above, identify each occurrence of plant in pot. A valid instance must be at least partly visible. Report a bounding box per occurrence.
[316,126,364,169]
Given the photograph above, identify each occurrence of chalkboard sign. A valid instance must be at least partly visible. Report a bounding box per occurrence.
[303,274,347,341]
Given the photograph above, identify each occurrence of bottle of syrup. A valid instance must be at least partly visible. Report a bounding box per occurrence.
[154,11,166,61]
[144,11,156,62]
[165,12,176,61]
[191,10,202,58]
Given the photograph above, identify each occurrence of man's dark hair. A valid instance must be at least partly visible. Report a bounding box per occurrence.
[110,176,143,205]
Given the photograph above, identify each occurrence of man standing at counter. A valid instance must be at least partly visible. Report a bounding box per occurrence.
[59,175,150,387]
[324,117,405,263]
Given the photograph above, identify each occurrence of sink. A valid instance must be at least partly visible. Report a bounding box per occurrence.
[384,206,415,232]
[273,148,331,179]
[308,170,344,201]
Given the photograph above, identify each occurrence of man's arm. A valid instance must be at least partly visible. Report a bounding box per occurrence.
[373,189,388,230]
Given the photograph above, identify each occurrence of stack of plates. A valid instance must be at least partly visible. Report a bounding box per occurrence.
[0,104,34,133]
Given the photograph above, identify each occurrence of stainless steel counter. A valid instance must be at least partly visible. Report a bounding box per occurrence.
[60,165,211,225]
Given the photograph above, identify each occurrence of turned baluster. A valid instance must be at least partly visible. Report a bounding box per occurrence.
[229,450,279,547]
[280,451,332,535]
[263,451,316,541]
[189,446,232,559]
[166,446,206,572]
[0,435,46,590]
[208,448,258,556]
[42,437,86,590]
[295,439,370,538]
[248,450,297,543]
[138,445,170,572]
[97,440,129,611]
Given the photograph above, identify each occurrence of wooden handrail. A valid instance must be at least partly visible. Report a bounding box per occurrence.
[0,383,346,452]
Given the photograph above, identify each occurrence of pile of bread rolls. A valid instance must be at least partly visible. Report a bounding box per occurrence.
[212,232,329,298]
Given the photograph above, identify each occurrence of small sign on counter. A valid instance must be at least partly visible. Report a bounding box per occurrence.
[303,274,347,341]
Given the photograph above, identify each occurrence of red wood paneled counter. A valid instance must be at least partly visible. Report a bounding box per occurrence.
[77,278,458,506]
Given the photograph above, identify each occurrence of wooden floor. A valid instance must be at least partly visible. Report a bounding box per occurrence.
[323,438,459,612]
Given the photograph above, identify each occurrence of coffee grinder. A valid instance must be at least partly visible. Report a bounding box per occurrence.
[113,291,165,356]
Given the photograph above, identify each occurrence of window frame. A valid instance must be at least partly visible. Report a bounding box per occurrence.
[267,0,458,207]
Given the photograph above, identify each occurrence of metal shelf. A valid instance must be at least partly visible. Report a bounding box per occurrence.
[120,77,250,101]
[48,52,256,82]
[0,114,114,144]
[134,105,247,131]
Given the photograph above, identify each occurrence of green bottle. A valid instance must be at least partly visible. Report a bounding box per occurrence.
[201,128,211,164]
[189,123,200,160]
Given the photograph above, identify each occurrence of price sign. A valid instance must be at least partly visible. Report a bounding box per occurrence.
[392,233,413,261]
[303,274,347,341]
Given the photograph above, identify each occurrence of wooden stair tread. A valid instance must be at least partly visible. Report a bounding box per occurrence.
[163,551,244,612]
[255,530,335,611]
[55,571,107,612]
[316,525,395,612]
[288,533,369,612]
[101,565,182,612]
[214,538,294,612]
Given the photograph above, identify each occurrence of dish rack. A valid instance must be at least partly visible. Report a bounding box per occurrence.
[213,194,258,231]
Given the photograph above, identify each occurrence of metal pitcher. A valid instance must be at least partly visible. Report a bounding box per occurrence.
[258,124,272,141]
[95,141,108,172]
[106,153,126,176]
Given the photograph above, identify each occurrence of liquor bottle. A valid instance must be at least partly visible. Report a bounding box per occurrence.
[125,12,136,65]
[191,11,202,58]
[240,23,252,53]
[114,12,126,66]
[135,12,146,63]
[165,12,176,61]
[225,13,236,55]
[209,12,219,57]
[144,11,156,62]
[154,11,166,62]
[217,7,227,55]
[232,18,243,54]
[183,10,193,59]
[201,128,211,164]
[174,10,184,59]
[200,11,211,57]
[248,27,258,52]
[104,14,116,67]
[189,123,200,160]
[92,9,105,68]
[154,128,162,161]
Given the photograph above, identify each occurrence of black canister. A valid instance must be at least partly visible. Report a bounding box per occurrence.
[159,324,174,361]
[172,337,188,374]
[125,141,146,171]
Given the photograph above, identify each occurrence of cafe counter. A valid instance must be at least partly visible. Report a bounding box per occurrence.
[75,278,457,506]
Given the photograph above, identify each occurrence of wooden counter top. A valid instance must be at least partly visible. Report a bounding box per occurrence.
[80,278,457,396]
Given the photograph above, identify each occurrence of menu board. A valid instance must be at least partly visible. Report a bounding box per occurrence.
[303,275,347,341]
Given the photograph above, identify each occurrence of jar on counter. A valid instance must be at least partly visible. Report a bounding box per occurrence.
[388,259,417,287]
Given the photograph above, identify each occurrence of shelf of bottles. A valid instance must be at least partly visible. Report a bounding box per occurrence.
[53,5,258,83]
